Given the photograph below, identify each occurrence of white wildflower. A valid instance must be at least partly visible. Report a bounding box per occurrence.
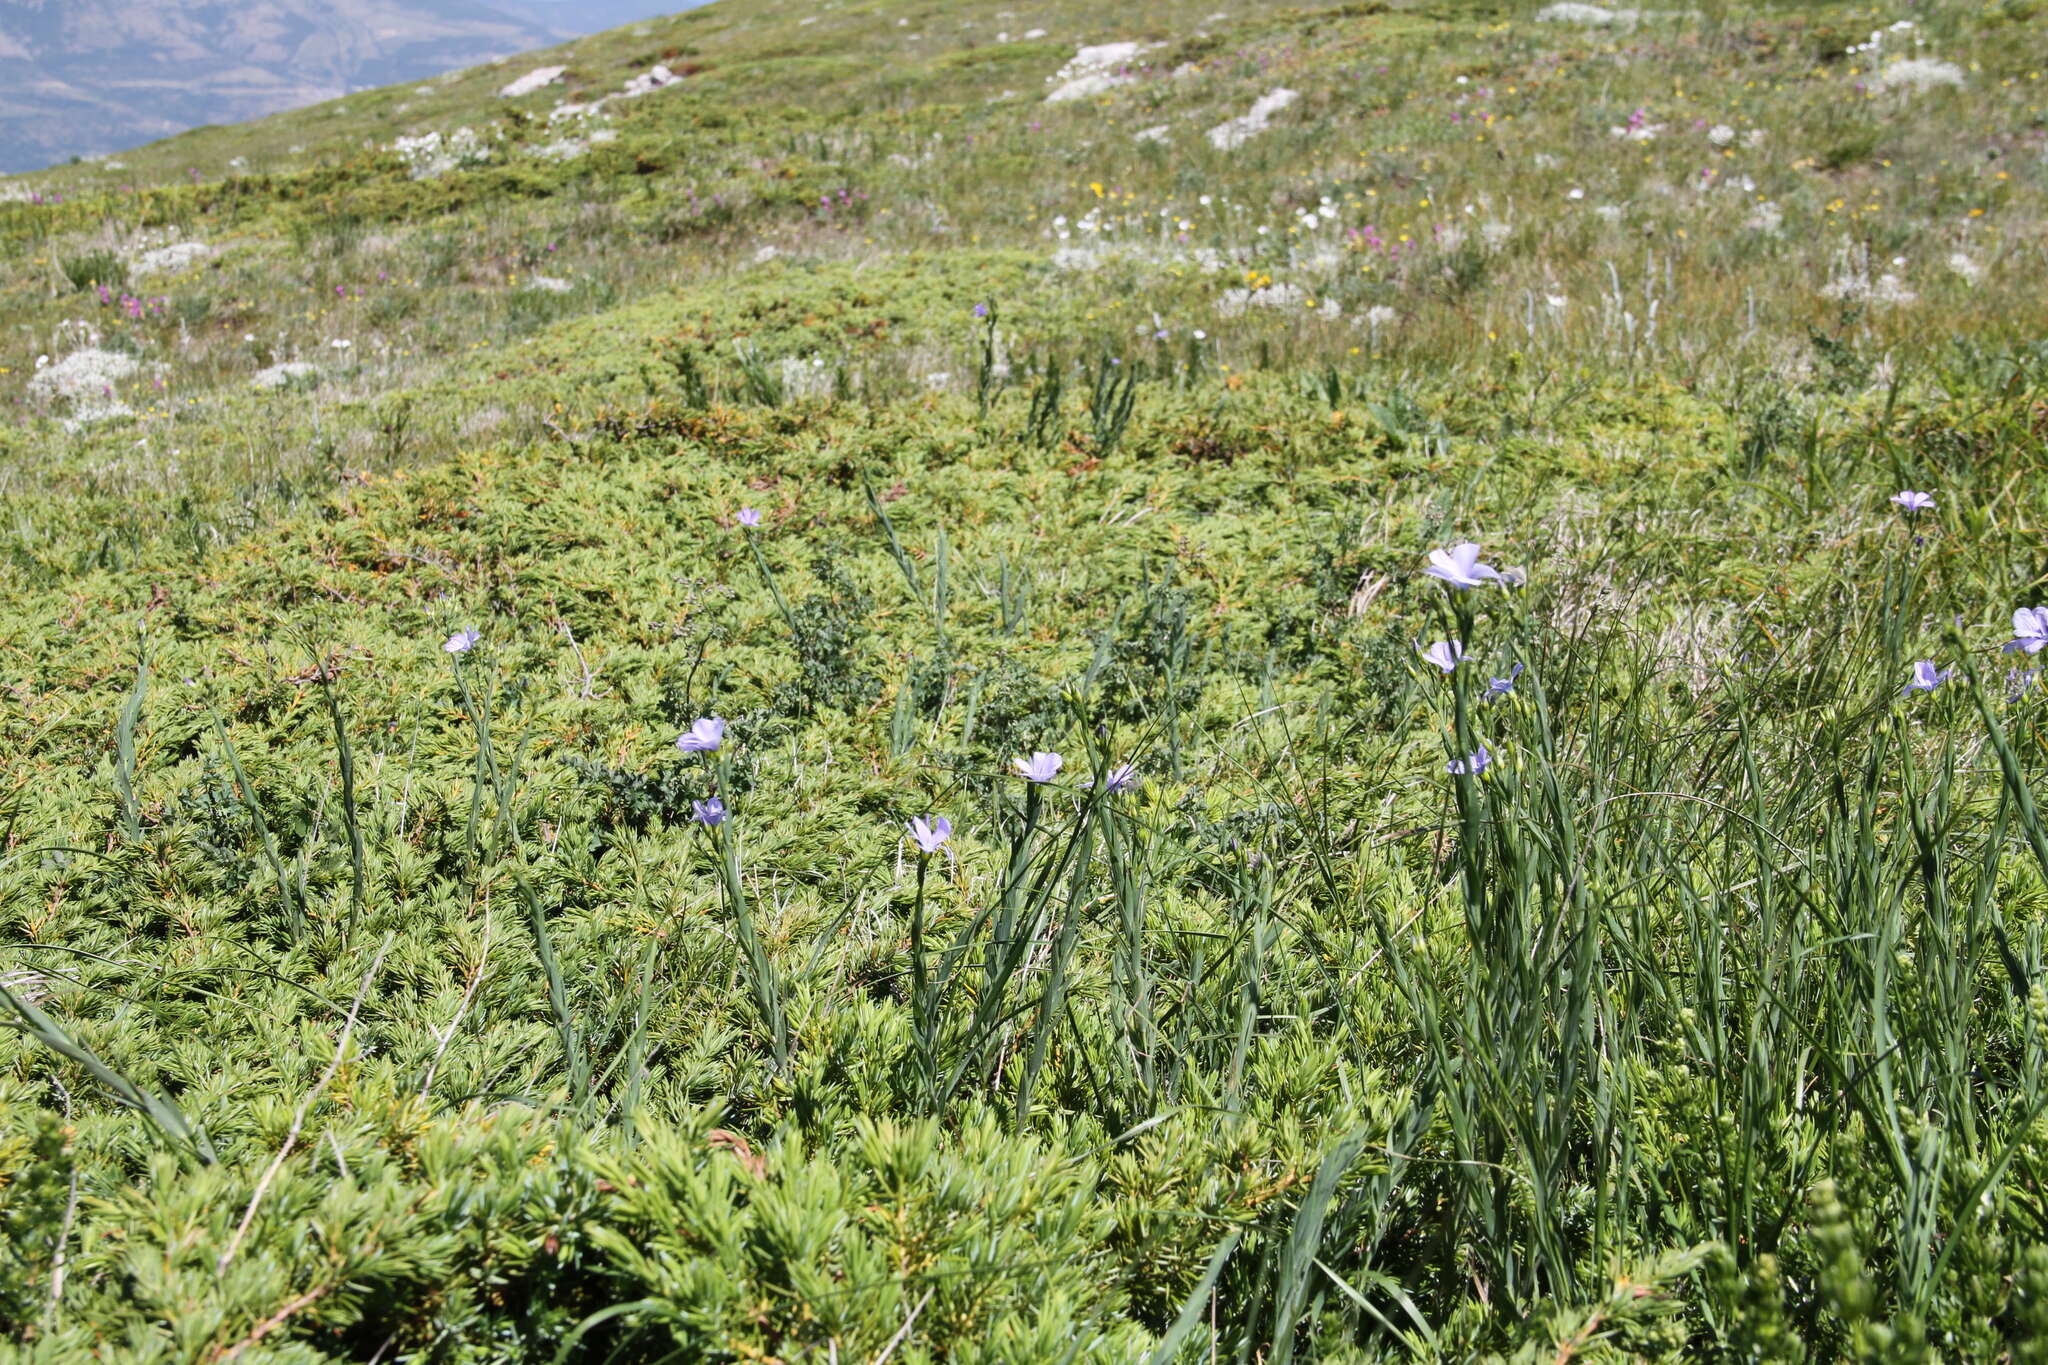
[392,127,494,179]
[1875,58,1965,93]
[28,348,137,404]
[1218,281,1307,315]
[1819,243,1915,305]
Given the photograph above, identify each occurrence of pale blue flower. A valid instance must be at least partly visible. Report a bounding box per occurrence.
[443,629,480,654]
[1089,763,1139,794]
[1903,660,1951,695]
[1420,640,1465,673]
[908,815,952,854]
[2007,608,2048,656]
[676,716,725,753]
[1014,751,1064,783]
[1424,543,1499,589]
[736,507,762,527]
[1447,745,1492,776]
[1485,663,1524,699]
[1890,490,1935,513]
[692,797,727,826]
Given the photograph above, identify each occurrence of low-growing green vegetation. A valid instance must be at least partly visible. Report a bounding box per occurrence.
[3,0,2048,1360]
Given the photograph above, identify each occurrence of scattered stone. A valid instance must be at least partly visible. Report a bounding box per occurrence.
[251,362,320,390]
[500,66,568,98]
[131,241,212,276]
[1207,88,1298,150]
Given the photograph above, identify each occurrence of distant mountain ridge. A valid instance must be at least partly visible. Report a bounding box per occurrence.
[0,0,694,174]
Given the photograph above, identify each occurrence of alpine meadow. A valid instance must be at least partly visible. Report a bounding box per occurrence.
[5,0,2048,1359]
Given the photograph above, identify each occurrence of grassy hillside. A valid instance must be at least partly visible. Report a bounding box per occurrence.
[3,0,2048,1359]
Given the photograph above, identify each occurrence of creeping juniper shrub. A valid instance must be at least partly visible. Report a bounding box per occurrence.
[1809,320,1875,394]
[773,551,880,716]
[7,1,2048,1359]
[952,654,1064,776]
[1735,388,1801,477]
[566,755,705,831]
[1095,577,1204,727]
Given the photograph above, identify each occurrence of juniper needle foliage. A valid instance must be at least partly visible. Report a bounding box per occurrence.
[3,0,2048,1359]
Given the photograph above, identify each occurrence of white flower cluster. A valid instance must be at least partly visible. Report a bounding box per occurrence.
[392,127,494,180]
[1847,19,1965,94]
[1819,243,1916,306]
[29,347,140,427]
[1875,59,1965,93]
[1218,283,1339,319]
[29,347,137,403]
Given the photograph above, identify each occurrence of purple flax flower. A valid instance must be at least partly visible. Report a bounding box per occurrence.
[1485,662,1524,699]
[676,716,725,753]
[1902,660,1952,695]
[442,629,480,654]
[736,507,762,528]
[1424,542,1500,589]
[1420,640,1465,673]
[1891,490,1935,514]
[2006,608,2048,656]
[1089,763,1140,794]
[908,815,952,854]
[2010,668,2039,701]
[692,797,727,827]
[1447,745,1492,776]
[1014,751,1064,783]
[973,302,990,319]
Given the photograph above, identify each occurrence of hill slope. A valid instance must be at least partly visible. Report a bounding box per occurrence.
[0,0,695,172]
[2,0,2048,1360]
